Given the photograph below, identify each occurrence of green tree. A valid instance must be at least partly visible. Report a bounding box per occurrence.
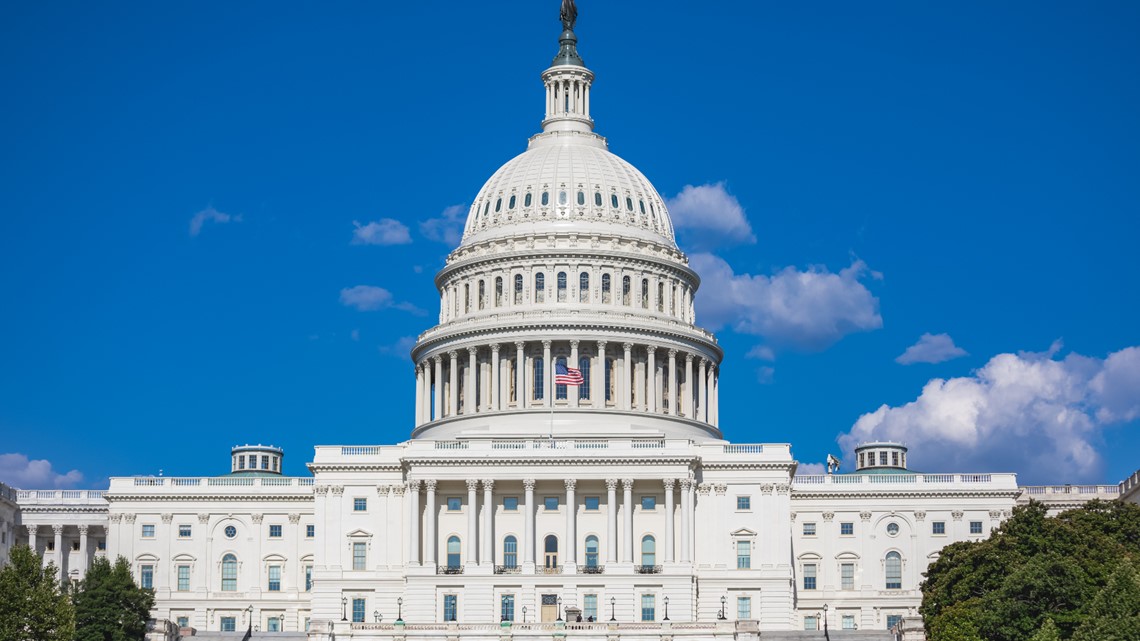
[1028,618,1061,641]
[73,556,156,641]
[0,545,75,641]
[1070,558,1140,641]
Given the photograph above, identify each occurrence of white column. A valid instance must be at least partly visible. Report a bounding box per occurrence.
[680,479,693,563]
[564,479,577,566]
[466,347,477,414]
[433,356,443,421]
[646,347,657,413]
[490,345,501,411]
[52,525,63,579]
[482,479,494,565]
[407,480,421,565]
[667,349,678,415]
[605,479,617,564]
[424,480,437,566]
[415,365,424,425]
[448,351,459,416]
[524,479,536,568]
[684,353,694,419]
[542,340,552,407]
[663,479,675,564]
[77,525,89,576]
[622,479,634,563]
[622,343,633,410]
[515,341,526,407]
[594,341,606,406]
[26,525,37,555]
[466,479,478,566]
[698,358,708,423]
[569,340,580,407]
[713,369,720,427]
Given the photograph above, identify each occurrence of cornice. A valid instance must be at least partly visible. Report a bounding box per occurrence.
[401,456,698,467]
[20,506,109,515]
[103,493,314,503]
[306,464,403,474]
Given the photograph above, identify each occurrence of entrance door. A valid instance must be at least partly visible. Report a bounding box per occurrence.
[541,594,558,622]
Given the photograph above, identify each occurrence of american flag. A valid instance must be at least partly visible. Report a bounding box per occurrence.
[555,362,584,386]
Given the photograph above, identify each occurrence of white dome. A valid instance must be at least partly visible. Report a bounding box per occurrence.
[460,132,677,248]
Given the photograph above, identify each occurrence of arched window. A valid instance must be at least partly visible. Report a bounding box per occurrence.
[579,272,589,303]
[544,535,558,569]
[657,282,664,312]
[641,279,649,308]
[622,276,631,305]
[885,552,902,589]
[478,280,485,310]
[495,277,503,307]
[533,357,544,401]
[557,272,567,302]
[514,274,523,304]
[585,535,599,567]
[626,196,634,212]
[595,192,603,207]
[447,536,461,568]
[508,195,516,210]
[605,358,614,403]
[555,357,568,400]
[464,284,470,314]
[558,190,568,206]
[602,274,611,303]
[579,356,591,401]
[541,191,549,206]
[641,535,656,566]
[535,273,545,303]
[577,190,585,206]
[221,554,237,591]
[495,198,502,212]
[611,194,619,209]
[503,536,518,568]
[524,192,532,208]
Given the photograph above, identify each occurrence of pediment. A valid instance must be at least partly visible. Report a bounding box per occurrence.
[345,528,373,538]
[730,527,758,537]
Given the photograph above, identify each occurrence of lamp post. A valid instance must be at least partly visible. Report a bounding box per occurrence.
[719,596,727,620]
[610,596,616,622]
[557,596,563,622]
[522,606,528,623]
[823,603,830,641]
[341,596,348,622]
[396,597,404,624]
[246,604,253,625]
[374,610,381,623]
[663,596,669,622]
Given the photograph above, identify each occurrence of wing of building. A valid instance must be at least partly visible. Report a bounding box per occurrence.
[0,4,1134,641]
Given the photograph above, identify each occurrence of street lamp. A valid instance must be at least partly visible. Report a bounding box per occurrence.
[396,597,404,624]
[663,596,670,622]
[823,603,830,640]
[522,606,528,623]
[719,596,727,620]
[610,596,616,622]
[341,596,348,622]
[374,610,382,623]
[556,596,563,621]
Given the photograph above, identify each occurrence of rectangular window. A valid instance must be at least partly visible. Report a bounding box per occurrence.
[803,563,817,590]
[353,542,367,570]
[544,496,559,510]
[737,496,751,510]
[177,565,190,591]
[736,540,751,569]
[737,597,751,620]
[887,615,903,630]
[353,498,367,512]
[178,524,192,538]
[841,563,855,590]
[267,618,280,632]
[804,615,817,630]
[583,594,598,621]
[840,522,854,536]
[269,524,282,538]
[803,522,816,536]
[641,594,655,621]
[500,594,515,622]
[892,451,900,466]
[72,541,80,551]
[352,598,366,623]
[843,615,856,630]
[447,497,462,511]
[268,565,281,591]
[879,452,888,465]
[306,524,315,538]
[933,521,946,535]
[970,521,983,534]
[503,497,518,511]
[584,496,600,511]
[641,496,656,510]
[98,539,106,551]
[305,566,312,591]
[443,595,458,622]
[176,616,189,628]
[47,540,55,551]
[221,617,236,632]
[141,524,155,538]
[140,565,154,589]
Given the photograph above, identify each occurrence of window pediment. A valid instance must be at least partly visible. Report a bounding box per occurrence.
[345,528,373,538]
[730,527,758,537]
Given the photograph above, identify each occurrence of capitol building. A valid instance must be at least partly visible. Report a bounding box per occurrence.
[0,4,1134,641]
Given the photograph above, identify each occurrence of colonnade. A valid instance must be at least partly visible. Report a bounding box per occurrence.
[403,477,697,570]
[414,341,719,428]
[23,523,98,579]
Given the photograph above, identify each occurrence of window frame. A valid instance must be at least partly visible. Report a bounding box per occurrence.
[502,496,518,511]
[353,497,368,512]
[736,495,751,511]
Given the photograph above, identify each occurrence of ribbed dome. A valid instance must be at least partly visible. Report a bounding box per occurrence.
[459,133,677,248]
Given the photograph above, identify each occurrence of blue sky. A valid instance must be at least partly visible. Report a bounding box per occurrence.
[1,1,1138,487]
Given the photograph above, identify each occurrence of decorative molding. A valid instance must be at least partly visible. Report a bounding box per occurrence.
[330,485,345,496]
[662,478,675,491]
[760,483,775,495]
[860,511,873,522]
[697,483,712,496]
[914,511,926,521]
[52,524,64,535]
[822,512,835,522]
[288,513,301,524]
[523,478,536,492]
[251,513,264,524]
[564,479,576,491]
[775,483,790,495]
[951,510,964,521]
[604,478,617,491]
[161,513,173,523]
[622,478,635,491]
[424,479,438,492]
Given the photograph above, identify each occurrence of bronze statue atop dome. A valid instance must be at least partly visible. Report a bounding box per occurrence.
[560,0,577,32]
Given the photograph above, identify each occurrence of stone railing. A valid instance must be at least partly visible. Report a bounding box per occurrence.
[793,473,1019,489]
[108,477,314,492]
[346,620,744,637]
[1021,485,1120,496]
[16,490,107,504]
[634,564,662,574]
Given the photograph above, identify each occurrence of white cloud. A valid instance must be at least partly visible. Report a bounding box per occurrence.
[419,204,467,246]
[796,462,827,475]
[746,345,776,361]
[896,333,968,365]
[756,366,776,385]
[690,253,882,351]
[351,219,412,246]
[837,344,1140,484]
[666,182,755,247]
[378,336,418,358]
[189,206,241,237]
[0,453,84,488]
[338,285,424,315]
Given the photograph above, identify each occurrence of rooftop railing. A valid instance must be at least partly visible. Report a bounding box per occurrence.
[16,490,106,502]
[111,477,314,489]
[794,473,1017,487]
[1021,485,1120,496]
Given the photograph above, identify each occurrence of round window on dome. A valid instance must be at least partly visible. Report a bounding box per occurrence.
[524,193,532,208]
[495,198,502,212]
[595,192,602,207]
[508,195,516,210]
[577,191,585,206]
[224,525,237,539]
[611,194,619,209]
[541,191,549,206]
[558,191,568,206]
[886,522,900,536]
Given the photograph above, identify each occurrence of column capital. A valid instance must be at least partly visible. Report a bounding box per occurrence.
[26,524,38,536]
[646,345,657,355]
[198,513,210,524]
[448,350,458,359]
[78,524,90,535]
[700,357,710,367]
[541,339,552,349]
[596,340,607,351]
[685,352,694,363]
[622,342,634,352]
[466,478,479,492]
[161,513,173,523]
[482,479,495,490]
[467,346,477,355]
[569,339,579,349]
[433,354,444,364]
[605,478,618,491]
[515,341,526,350]
[679,478,693,490]
[424,479,438,491]
[251,513,264,524]
[124,514,137,524]
[52,524,64,536]
[288,513,301,524]
[622,478,634,491]
[662,478,675,491]
[564,479,577,491]
[407,479,422,492]
[523,478,536,491]
[668,348,678,358]
[491,343,502,354]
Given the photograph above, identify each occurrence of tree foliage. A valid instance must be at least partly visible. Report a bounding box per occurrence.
[73,556,156,641]
[0,545,76,641]
[921,500,1140,641]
